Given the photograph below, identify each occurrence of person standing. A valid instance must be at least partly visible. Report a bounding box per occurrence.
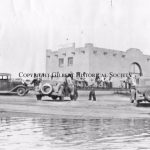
[30,77,42,93]
[130,74,137,103]
[31,77,42,87]
[88,77,96,101]
[108,76,112,88]
[66,72,75,100]
[89,87,96,101]
[101,76,105,88]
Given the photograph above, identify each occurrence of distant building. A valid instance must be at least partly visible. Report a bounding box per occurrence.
[46,43,150,86]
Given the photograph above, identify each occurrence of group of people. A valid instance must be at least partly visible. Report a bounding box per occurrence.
[122,74,139,89]
[29,72,97,101]
[29,72,140,102]
[95,75,113,89]
[76,75,113,89]
[31,73,76,99]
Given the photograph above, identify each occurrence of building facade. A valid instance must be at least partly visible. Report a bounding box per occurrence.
[46,43,150,86]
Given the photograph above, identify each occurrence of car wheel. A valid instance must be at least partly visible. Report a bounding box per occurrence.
[36,95,42,100]
[51,96,57,100]
[17,87,26,96]
[145,90,150,101]
[40,83,53,95]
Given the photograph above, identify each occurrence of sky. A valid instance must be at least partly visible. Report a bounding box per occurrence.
[0,0,150,77]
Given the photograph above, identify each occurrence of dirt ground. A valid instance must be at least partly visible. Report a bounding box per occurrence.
[0,91,150,119]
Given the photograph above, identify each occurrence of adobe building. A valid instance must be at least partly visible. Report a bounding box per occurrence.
[46,43,150,86]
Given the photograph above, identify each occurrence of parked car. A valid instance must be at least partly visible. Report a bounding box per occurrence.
[0,73,29,96]
[130,77,150,106]
[35,79,78,101]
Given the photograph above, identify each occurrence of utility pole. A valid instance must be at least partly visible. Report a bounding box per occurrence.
[111,0,112,7]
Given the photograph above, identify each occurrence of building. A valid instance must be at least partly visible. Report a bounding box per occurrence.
[46,43,150,86]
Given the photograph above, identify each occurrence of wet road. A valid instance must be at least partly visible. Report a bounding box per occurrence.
[0,92,150,149]
[0,116,150,150]
[0,91,150,118]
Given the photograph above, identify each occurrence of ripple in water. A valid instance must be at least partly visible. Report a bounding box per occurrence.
[0,116,150,150]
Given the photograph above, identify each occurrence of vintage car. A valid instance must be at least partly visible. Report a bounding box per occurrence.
[130,77,150,106]
[35,79,78,101]
[0,73,29,96]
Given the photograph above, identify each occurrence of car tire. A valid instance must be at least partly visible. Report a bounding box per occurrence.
[36,95,42,100]
[145,90,150,101]
[40,83,53,95]
[51,96,57,100]
[17,87,26,96]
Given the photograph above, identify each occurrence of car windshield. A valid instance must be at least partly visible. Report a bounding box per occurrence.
[0,75,10,80]
[3,76,8,79]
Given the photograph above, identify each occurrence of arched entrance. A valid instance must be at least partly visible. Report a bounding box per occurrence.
[129,62,142,77]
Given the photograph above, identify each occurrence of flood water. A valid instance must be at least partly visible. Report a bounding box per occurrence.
[0,115,150,150]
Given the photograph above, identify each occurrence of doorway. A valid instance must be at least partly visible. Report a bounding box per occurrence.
[129,62,142,77]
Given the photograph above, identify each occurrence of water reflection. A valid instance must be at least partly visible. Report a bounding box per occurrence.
[0,116,150,150]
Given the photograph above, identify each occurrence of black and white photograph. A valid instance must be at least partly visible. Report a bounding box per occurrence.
[0,0,150,149]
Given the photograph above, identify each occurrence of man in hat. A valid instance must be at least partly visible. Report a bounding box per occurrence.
[88,77,96,101]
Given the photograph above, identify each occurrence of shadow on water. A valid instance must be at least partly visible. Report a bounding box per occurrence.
[1,116,150,149]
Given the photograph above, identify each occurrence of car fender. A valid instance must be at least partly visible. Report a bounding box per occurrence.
[10,85,27,92]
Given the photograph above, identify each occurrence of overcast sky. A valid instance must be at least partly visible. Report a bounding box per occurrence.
[0,0,150,77]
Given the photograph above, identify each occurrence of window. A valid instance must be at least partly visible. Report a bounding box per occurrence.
[130,63,142,76]
[47,56,50,59]
[68,57,73,66]
[3,76,8,80]
[103,52,107,55]
[93,50,97,54]
[122,54,126,58]
[59,58,64,67]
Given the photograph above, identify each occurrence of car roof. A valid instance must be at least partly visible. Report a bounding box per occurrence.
[0,73,11,76]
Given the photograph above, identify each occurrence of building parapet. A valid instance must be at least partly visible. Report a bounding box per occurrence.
[46,43,150,59]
